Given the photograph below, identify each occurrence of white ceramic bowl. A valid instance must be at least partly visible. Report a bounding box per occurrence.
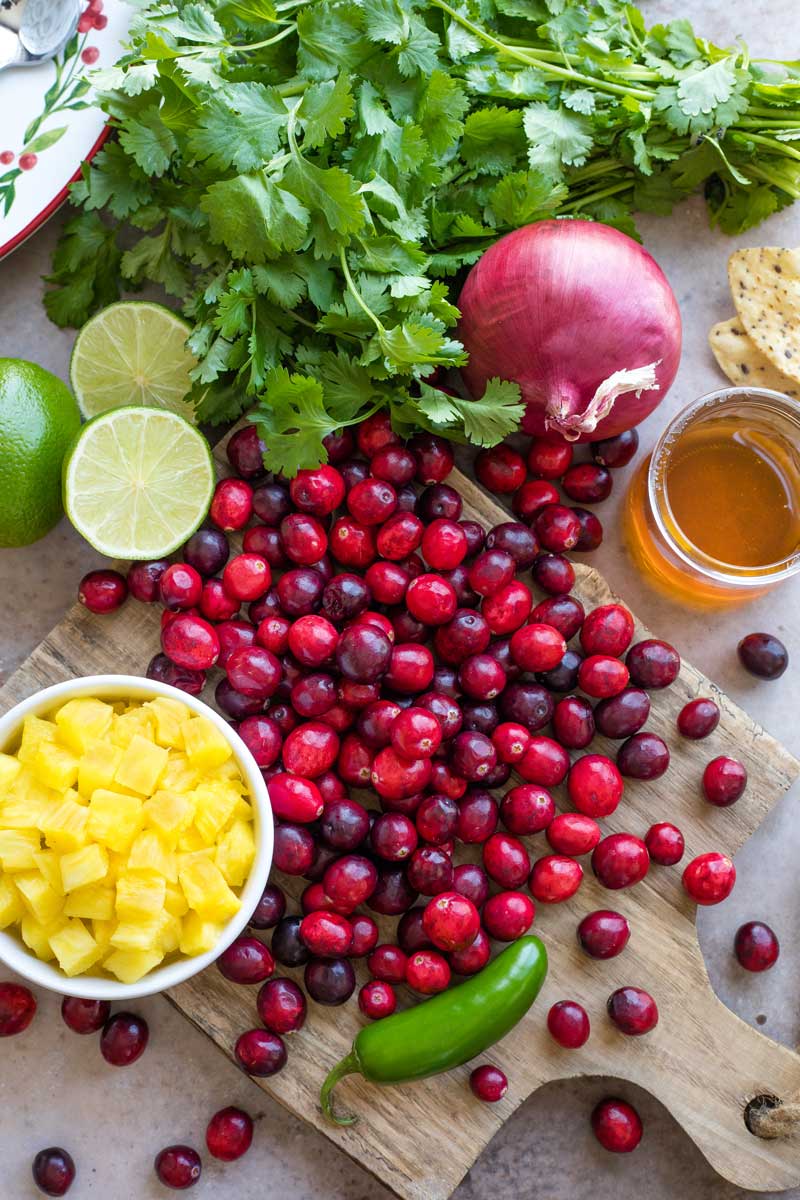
[0,675,273,1000]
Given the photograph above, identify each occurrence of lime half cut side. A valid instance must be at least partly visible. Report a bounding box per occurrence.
[63,407,215,560]
[69,301,198,422]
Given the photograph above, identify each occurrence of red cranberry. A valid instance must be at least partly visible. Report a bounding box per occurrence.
[271,916,310,966]
[530,595,585,639]
[357,700,402,749]
[234,1028,287,1074]
[421,519,467,570]
[161,612,220,671]
[419,692,463,739]
[683,852,735,904]
[376,511,424,560]
[492,722,531,763]
[286,615,337,668]
[581,606,632,657]
[513,478,560,522]
[450,730,496,781]
[218,936,275,984]
[517,736,569,786]
[591,1097,642,1152]
[0,982,36,1036]
[322,429,355,463]
[273,824,316,875]
[324,855,378,909]
[482,581,533,635]
[476,444,527,493]
[280,512,328,566]
[392,708,443,760]
[337,733,374,786]
[305,957,357,1005]
[368,944,408,982]
[60,997,109,1035]
[562,462,612,503]
[483,832,530,888]
[734,921,779,972]
[552,696,595,749]
[252,481,291,525]
[300,911,353,957]
[422,891,480,952]
[547,813,601,856]
[568,754,623,817]
[435,609,491,664]
[548,1000,590,1048]
[416,483,463,522]
[357,411,399,456]
[223,553,271,602]
[527,437,573,479]
[347,915,378,958]
[458,654,505,701]
[470,1064,508,1102]
[147,654,206,695]
[340,460,370,492]
[366,561,410,605]
[128,558,170,602]
[468,549,516,598]
[206,1107,253,1162]
[617,732,670,780]
[210,477,253,530]
[450,928,491,975]
[529,855,583,902]
[32,1148,75,1196]
[594,688,650,739]
[592,427,639,468]
[290,465,345,515]
[406,949,451,994]
[359,981,397,1019]
[577,910,630,959]
[283,722,339,777]
[592,833,649,890]
[738,632,788,680]
[572,506,604,551]
[370,812,418,861]
[500,784,554,836]
[510,623,566,673]
[198,578,239,622]
[216,619,256,668]
[645,822,685,865]
[677,697,720,739]
[703,756,747,806]
[371,746,430,801]
[409,432,454,484]
[607,986,658,1035]
[385,643,435,693]
[372,444,416,485]
[335,624,392,683]
[348,477,398,526]
[78,568,128,614]
[329,517,376,568]
[415,794,459,845]
[269,775,325,825]
[227,423,265,477]
[449,864,488,910]
[249,884,286,930]
[276,568,324,616]
[100,1012,149,1066]
[318,799,368,852]
[485,521,539,568]
[534,504,581,553]
[456,789,498,843]
[235,715,280,768]
[578,654,630,699]
[483,890,535,940]
[499,682,554,732]
[531,553,575,596]
[265,701,298,736]
[406,574,458,626]
[626,639,680,688]
[406,846,453,895]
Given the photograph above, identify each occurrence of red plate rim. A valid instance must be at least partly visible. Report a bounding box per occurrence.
[0,124,110,261]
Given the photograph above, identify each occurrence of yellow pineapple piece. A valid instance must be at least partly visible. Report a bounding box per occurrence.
[179,911,224,957]
[209,759,246,785]
[177,825,209,854]
[92,918,114,951]
[215,819,256,888]
[143,790,195,847]
[182,716,232,772]
[87,789,142,852]
[127,831,177,881]
[110,707,155,749]
[40,794,89,852]
[104,947,163,983]
[115,872,166,922]
[60,843,108,893]
[78,741,123,798]
[164,882,189,917]
[16,715,57,765]
[0,829,40,872]
[114,734,168,797]
[33,851,64,895]
[109,918,160,952]
[15,871,64,924]
[55,698,113,754]
[104,851,128,884]
[155,909,182,955]
[0,769,57,829]
[193,782,238,846]
[0,877,24,928]
[228,796,253,824]
[64,883,115,922]
[32,741,79,791]
[160,754,199,793]
[20,914,67,961]
[50,918,102,976]
[146,697,190,748]
[0,752,21,792]
[179,858,240,921]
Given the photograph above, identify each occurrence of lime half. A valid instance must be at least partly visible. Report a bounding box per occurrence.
[63,407,215,559]
[70,301,198,422]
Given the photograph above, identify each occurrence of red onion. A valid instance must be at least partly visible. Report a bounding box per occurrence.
[458,220,681,443]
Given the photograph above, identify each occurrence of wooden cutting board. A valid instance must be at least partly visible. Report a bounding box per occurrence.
[2,458,800,1200]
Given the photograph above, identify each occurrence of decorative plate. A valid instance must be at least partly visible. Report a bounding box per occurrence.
[0,0,131,260]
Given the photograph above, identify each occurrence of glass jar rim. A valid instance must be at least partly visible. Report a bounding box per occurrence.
[647,386,800,588]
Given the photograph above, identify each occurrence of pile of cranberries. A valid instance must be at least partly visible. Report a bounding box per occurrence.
[71,413,776,1164]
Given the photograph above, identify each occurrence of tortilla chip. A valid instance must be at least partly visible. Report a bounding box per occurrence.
[728,246,800,383]
[709,317,800,398]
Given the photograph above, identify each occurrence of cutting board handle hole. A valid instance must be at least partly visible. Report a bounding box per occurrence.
[744,1093,800,1139]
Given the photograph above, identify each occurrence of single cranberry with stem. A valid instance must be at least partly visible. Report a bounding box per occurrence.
[677,697,720,740]
[682,852,736,904]
[305,957,357,1004]
[100,1012,149,1065]
[607,986,658,1035]
[703,756,747,806]
[470,1064,508,1102]
[0,982,36,1036]
[206,1107,254,1162]
[626,639,680,688]
[249,884,286,930]
[476,444,527,493]
[645,822,685,865]
[406,949,451,994]
[527,437,573,479]
[78,569,128,614]
[734,921,780,972]
[32,1148,75,1196]
[128,558,170,602]
[592,833,649,889]
[210,477,253,530]
[235,1028,287,1075]
[618,732,670,780]
[516,736,569,787]
[552,696,595,749]
[218,936,275,984]
[568,754,623,817]
[530,594,585,640]
[500,784,555,836]
[457,790,499,843]
[547,813,601,856]
[594,688,650,739]
[61,996,110,1035]
[591,1097,643,1152]
[422,891,480,952]
[577,910,630,959]
[359,981,397,1020]
[483,891,535,940]
[548,1001,590,1049]
[738,632,788,680]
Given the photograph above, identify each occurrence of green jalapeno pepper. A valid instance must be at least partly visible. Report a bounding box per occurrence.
[320,935,547,1125]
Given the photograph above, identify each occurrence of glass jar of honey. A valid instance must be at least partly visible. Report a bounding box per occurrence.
[624,387,800,607]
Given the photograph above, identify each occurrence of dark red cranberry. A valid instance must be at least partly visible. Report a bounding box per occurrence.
[415,793,459,845]
[397,906,432,953]
[530,595,585,639]
[516,736,569,787]
[235,1028,287,1075]
[265,701,298,736]
[677,697,720,739]
[371,445,416,485]
[452,863,489,908]
[217,935,275,984]
[335,624,392,683]
[460,520,486,558]
[683,851,736,904]
[476,444,527,493]
[607,986,658,1036]
[418,692,463,739]
[531,553,575,596]
[470,1064,508,1102]
[450,730,496,781]
[617,732,670,780]
[547,813,601,856]
[276,568,324,617]
[60,997,110,1035]
[32,1148,76,1196]
[409,432,454,484]
[456,789,498,843]
[500,784,554,836]
[271,916,310,966]
[441,565,478,608]
[592,833,649,889]
[406,949,451,994]
[370,812,418,861]
[734,921,779,971]
[227,423,266,477]
[577,910,630,959]
[527,437,573,479]
[272,819,316,873]
[407,846,454,895]
[226,645,281,699]
[513,479,560,523]
[349,914,379,957]
[324,854,378,910]
[450,929,491,975]
[78,568,128,614]
[0,982,36,1036]
[146,653,206,695]
[416,483,463,522]
[591,428,639,468]
[568,754,623,817]
[553,696,595,749]
[252,481,291,526]
[468,550,516,598]
[738,632,788,680]
[572,506,604,551]
[206,1107,253,1162]
[359,981,397,1020]
[319,799,368,851]
[339,460,370,492]
[703,756,747,806]
[210,477,253,531]
[483,832,530,888]
[591,1097,643,1152]
[431,667,460,699]
[485,522,539,568]
[356,699,402,749]
[367,944,408,982]
[435,609,491,665]
[548,1000,590,1048]
[562,462,612,503]
[499,682,554,732]
[459,654,506,701]
[482,890,535,940]
[249,884,286,930]
[128,558,170,602]
[323,428,355,463]
[626,639,680,688]
[536,648,582,693]
[304,957,356,1005]
[594,688,650,739]
[645,822,685,865]
[534,504,581,553]
[100,1012,149,1066]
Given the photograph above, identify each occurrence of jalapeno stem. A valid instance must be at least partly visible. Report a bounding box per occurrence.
[320,1050,361,1126]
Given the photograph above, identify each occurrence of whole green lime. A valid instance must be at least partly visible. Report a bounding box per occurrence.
[0,358,81,547]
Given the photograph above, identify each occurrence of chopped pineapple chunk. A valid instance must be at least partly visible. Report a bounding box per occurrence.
[87,789,142,852]
[64,883,116,922]
[0,877,24,928]
[40,794,89,852]
[16,716,57,765]
[143,790,195,846]
[0,753,22,792]
[110,707,155,749]
[114,734,168,797]
[60,843,108,893]
[127,831,177,881]
[104,947,164,983]
[15,871,64,924]
[146,697,190,748]
[156,909,182,955]
[109,918,161,952]
[115,872,166,922]
[179,911,225,957]
[20,913,67,961]
[216,819,256,888]
[32,741,80,791]
[164,882,189,918]
[159,755,199,793]
[50,919,103,976]
[78,740,123,798]
[0,770,57,829]
[193,782,238,846]
[182,716,232,772]
[0,828,41,872]
[33,851,64,895]
[179,858,240,921]
[92,918,114,951]
[55,698,113,753]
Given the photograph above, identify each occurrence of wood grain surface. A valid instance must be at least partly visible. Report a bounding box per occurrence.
[1,458,799,1200]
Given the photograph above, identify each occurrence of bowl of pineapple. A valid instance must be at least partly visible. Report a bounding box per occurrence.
[0,675,273,999]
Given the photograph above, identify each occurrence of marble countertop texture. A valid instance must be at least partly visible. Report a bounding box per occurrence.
[1,1,800,1197]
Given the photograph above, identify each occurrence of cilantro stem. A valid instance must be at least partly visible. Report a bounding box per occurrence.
[499,40,662,83]
[238,25,297,51]
[747,163,800,199]
[565,180,633,210]
[738,132,800,161]
[339,248,385,334]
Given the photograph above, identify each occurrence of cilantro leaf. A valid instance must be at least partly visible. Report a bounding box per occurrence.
[523,104,593,174]
[190,83,288,171]
[298,74,355,148]
[487,169,568,226]
[252,368,340,476]
[118,105,177,175]
[677,56,742,118]
[462,107,526,174]
[416,378,525,446]
[201,173,309,260]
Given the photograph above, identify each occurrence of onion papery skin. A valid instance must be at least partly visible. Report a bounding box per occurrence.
[457,220,682,444]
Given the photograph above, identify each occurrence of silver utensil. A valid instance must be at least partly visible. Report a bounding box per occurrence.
[0,0,81,73]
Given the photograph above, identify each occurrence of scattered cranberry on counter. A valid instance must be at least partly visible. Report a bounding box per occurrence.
[257,977,307,1034]
[677,696,720,739]
[205,1106,254,1161]
[645,822,685,866]
[60,997,110,1035]
[154,1144,202,1190]
[734,921,780,972]
[32,1147,75,1197]
[547,1000,590,1048]
[607,986,658,1036]
[78,569,128,614]
[99,1012,149,1066]
[217,936,275,984]
[591,1097,642,1152]
[738,632,789,680]
[0,981,36,1036]
[470,1064,509,1102]
[577,910,630,959]
[682,852,736,905]
[702,756,747,807]
[235,1028,287,1075]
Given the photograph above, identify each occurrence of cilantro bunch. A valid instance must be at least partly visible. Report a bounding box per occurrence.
[46,0,800,474]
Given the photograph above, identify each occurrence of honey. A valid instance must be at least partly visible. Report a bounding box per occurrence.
[625,388,800,607]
